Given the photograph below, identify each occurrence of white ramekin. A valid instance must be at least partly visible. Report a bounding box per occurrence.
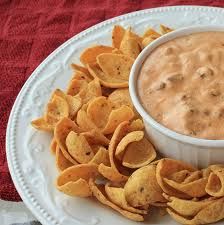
[129,25,224,168]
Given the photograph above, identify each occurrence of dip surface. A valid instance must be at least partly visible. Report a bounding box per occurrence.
[138,31,224,140]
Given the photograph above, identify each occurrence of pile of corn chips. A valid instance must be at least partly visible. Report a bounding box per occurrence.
[31,24,224,224]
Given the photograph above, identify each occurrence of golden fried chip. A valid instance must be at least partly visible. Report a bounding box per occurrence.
[82,129,110,146]
[163,177,207,198]
[78,78,102,104]
[142,28,161,39]
[167,197,224,225]
[50,138,57,154]
[54,117,81,164]
[97,53,134,84]
[66,131,94,164]
[169,170,191,183]
[57,164,98,197]
[124,165,166,207]
[142,36,158,48]
[65,95,82,119]
[89,179,144,221]
[31,117,54,132]
[66,78,88,96]
[120,29,141,59]
[205,167,224,197]
[112,25,125,49]
[103,106,134,135]
[183,171,202,184]
[112,48,123,54]
[160,24,173,34]
[98,163,128,182]
[156,158,197,199]
[108,121,130,172]
[45,95,69,125]
[56,145,73,171]
[105,183,148,214]
[80,45,114,65]
[128,119,144,131]
[50,88,66,101]
[76,109,97,131]
[87,63,128,88]
[87,96,112,129]
[89,147,110,166]
[115,131,144,161]
[108,88,133,109]
[164,194,217,217]
[76,109,110,145]
[71,70,92,82]
[97,53,134,80]
[122,137,156,168]
[71,63,91,76]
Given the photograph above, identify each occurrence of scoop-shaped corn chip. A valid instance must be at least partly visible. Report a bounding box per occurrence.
[115,131,144,161]
[56,145,73,171]
[105,183,148,214]
[120,29,141,59]
[164,194,217,217]
[97,53,134,83]
[82,129,110,146]
[71,71,92,82]
[89,147,110,166]
[167,197,224,225]
[156,158,197,198]
[122,137,156,169]
[67,78,88,96]
[206,167,224,197]
[169,170,191,183]
[71,63,91,76]
[164,177,208,198]
[101,86,114,97]
[65,95,82,119]
[160,24,173,34]
[78,78,102,104]
[45,95,69,125]
[183,171,202,184]
[54,117,81,164]
[98,163,128,182]
[57,164,98,197]
[65,131,94,164]
[124,165,166,207]
[87,63,129,88]
[76,109,97,131]
[128,119,144,131]
[31,117,54,132]
[108,88,133,109]
[112,25,125,49]
[50,88,66,101]
[112,48,123,54]
[80,45,114,65]
[50,138,57,154]
[89,179,144,221]
[109,121,130,172]
[87,96,112,129]
[103,106,134,135]
[142,28,161,39]
[142,36,158,48]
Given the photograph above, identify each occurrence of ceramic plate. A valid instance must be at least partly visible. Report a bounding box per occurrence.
[6,5,224,225]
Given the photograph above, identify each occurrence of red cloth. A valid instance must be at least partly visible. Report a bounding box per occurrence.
[0,0,223,202]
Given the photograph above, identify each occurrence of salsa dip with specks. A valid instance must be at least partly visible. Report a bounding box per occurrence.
[138,31,224,140]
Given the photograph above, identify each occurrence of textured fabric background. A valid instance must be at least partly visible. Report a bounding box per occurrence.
[1,0,223,201]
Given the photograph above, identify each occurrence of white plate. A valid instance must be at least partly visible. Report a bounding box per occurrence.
[6,6,224,225]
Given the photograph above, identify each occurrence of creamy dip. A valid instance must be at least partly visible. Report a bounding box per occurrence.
[138,32,224,140]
